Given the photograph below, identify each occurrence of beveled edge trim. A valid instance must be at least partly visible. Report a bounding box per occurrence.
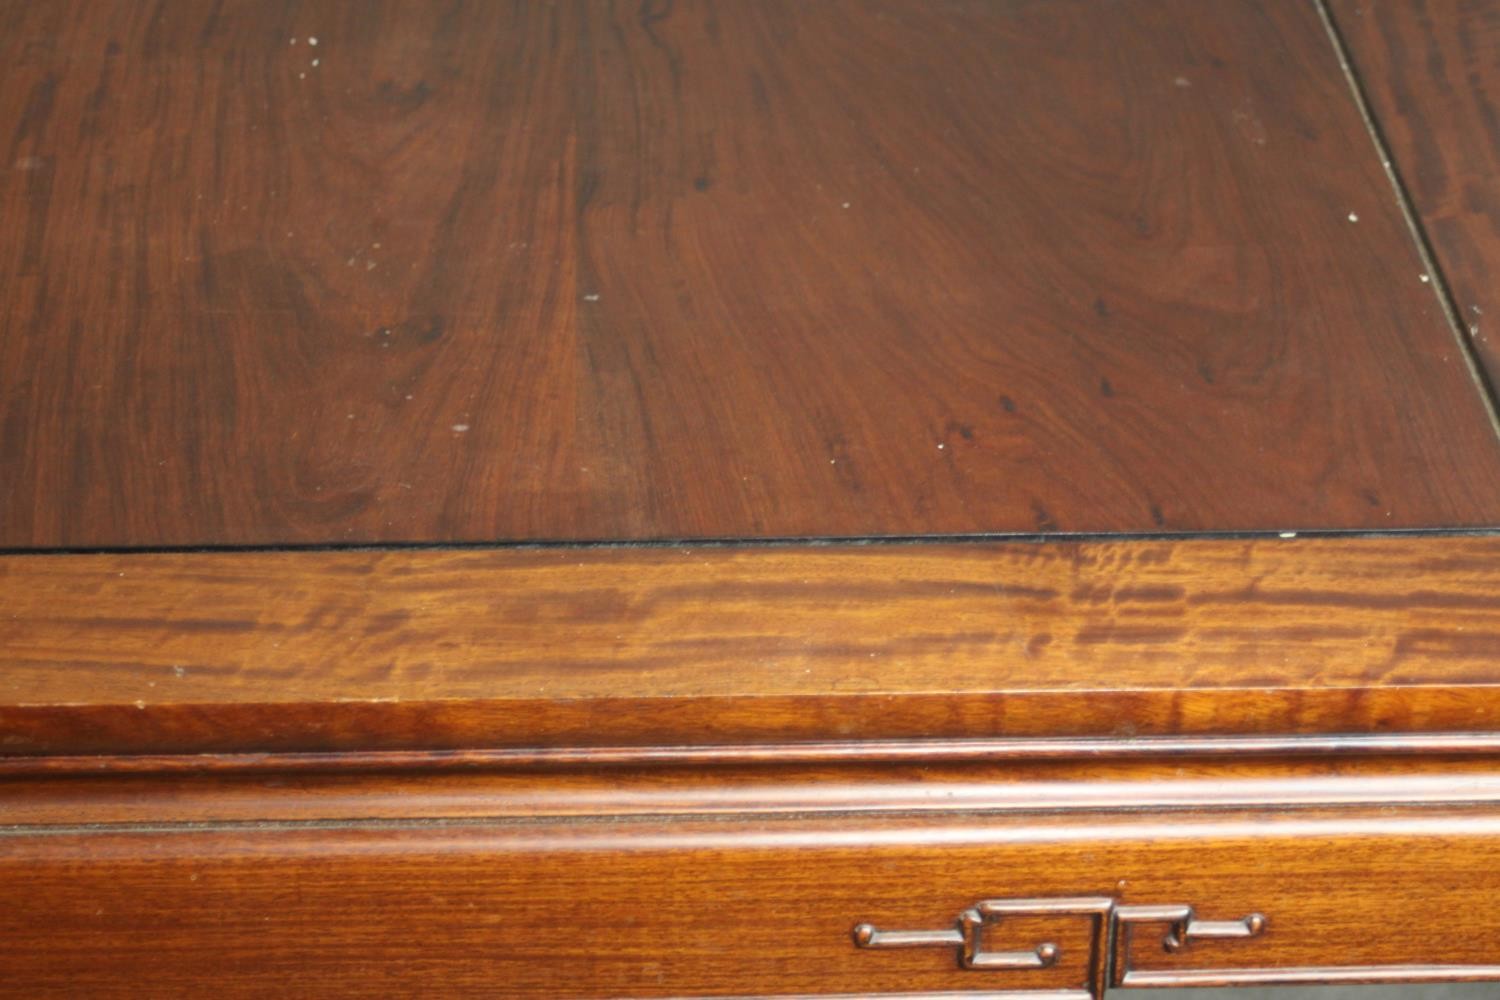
[678,964,1500,997]
[669,993,1092,1000]
[1121,964,1500,988]
[673,963,1500,1000]
[6,731,1500,776]
[664,963,1500,997]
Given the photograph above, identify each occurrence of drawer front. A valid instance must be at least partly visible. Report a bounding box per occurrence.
[6,806,1500,998]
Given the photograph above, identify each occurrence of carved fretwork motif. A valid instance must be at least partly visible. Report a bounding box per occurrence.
[853,895,1500,997]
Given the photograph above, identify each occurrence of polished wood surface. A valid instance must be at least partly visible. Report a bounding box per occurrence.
[5,0,1500,547]
[1331,0,1500,388]
[7,793,1500,997]
[8,3,1500,996]
[5,535,1500,756]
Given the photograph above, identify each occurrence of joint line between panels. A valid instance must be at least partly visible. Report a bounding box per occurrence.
[1314,0,1500,443]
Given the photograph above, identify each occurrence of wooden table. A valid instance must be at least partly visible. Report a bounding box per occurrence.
[5,1,1500,996]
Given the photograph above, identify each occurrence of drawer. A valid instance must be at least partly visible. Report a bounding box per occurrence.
[7,760,1500,998]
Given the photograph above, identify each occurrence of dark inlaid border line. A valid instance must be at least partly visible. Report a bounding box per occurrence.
[1316,0,1500,442]
[2,524,1500,558]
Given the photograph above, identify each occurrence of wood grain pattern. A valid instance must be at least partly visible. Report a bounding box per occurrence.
[10,6,1500,993]
[4,0,1500,546]
[1330,0,1500,390]
[7,803,1500,997]
[5,535,1500,756]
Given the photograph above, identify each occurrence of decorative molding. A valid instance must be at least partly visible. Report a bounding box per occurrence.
[9,731,1500,776]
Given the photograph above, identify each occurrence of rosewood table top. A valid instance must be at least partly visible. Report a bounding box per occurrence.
[3,0,1499,552]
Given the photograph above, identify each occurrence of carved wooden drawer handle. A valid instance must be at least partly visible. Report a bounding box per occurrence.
[853,894,1500,996]
[853,912,1061,971]
[853,895,1264,997]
